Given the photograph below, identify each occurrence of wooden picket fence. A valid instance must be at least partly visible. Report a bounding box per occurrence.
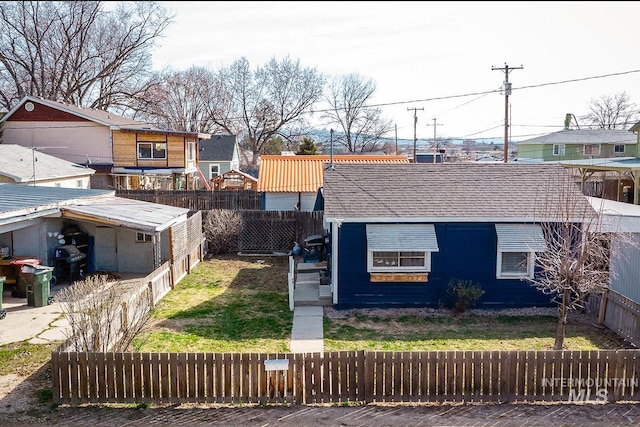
[51,349,640,405]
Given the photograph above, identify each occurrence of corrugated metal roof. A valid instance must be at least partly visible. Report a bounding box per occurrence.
[0,184,113,222]
[257,154,410,192]
[495,224,547,252]
[0,144,95,183]
[62,196,189,232]
[366,224,439,252]
[0,184,189,232]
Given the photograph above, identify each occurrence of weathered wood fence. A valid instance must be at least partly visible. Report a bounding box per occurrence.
[51,349,640,405]
[116,189,263,210]
[587,289,640,348]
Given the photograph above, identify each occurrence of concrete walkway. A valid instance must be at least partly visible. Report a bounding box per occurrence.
[289,261,329,354]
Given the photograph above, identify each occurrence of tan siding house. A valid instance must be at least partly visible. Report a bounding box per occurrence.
[1,96,210,190]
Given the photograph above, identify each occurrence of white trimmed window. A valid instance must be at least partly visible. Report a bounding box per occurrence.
[614,144,625,154]
[553,144,565,156]
[138,142,167,159]
[210,164,220,178]
[583,144,600,156]
[187,141,196,161]
[136,232,152,243]
[495,224,546,279]
[366,224,439,272]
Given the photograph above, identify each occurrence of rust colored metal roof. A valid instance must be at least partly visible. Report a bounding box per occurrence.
[257,154,410,192]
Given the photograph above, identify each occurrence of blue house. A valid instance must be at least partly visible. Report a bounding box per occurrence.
[322,162,593,309]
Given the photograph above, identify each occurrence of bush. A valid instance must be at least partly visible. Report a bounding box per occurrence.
[444,278,485,313]
[203,209,243,255]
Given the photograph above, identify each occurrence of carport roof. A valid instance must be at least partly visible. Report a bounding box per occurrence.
[62,196,189,233]
[0,184,189,232]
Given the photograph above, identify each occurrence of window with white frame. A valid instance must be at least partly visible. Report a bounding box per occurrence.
[614,144,625,154]
[553,144,565,156]
[137,142,166,159]
[583,144,600,156]
[187,141,196,161]
[495,224,546,279]
[366,224,439,273]
[210,164,220,178]
[76,179,83,188]
[136,232,153,243]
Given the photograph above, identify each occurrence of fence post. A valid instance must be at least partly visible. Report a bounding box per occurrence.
[598,289,609,325]
[148,281,155,308]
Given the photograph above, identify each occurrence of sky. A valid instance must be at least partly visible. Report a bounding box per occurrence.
[150,1,640,143]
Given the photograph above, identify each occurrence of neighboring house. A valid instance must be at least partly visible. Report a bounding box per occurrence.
[516,128,637,162]
[560,157,640,205]
[0,183,202,291]
[0,96,211,190]
[588,196,640,303]
[257,154,410,211]
[0,144,94,188]
[322,163,593,309]
[198,134,241,183]
[211,169,258,190]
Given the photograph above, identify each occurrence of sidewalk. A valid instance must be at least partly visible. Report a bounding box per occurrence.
[289,261,328,353]
[0,286,70,346]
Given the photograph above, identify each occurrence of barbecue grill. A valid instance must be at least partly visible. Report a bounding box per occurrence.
[54,244,86,282]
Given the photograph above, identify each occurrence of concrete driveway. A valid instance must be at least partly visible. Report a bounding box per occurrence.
[0,284,70,346]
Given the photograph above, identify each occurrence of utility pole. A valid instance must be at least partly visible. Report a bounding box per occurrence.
[407,107,424,163]
[426,118,443,163]
[394,123,398,154]
[492,63,523,163]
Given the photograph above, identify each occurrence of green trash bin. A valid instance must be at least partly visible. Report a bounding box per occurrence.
[23,265,53,307]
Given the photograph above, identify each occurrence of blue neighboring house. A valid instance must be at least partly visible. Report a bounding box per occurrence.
[321,162,594,309]
[198,134,241,183]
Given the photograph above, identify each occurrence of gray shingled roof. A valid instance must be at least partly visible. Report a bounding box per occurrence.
[0,144,94,183]
[199,134,237,161]
[322,163,593,222]
[516,129,636,145]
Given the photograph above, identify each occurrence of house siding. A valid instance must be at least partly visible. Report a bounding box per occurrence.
[335,222,553,309]
[518,143,638,162]
[4,121,112,164]
[610,233,640,303]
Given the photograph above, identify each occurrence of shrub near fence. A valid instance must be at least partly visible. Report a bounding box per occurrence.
[51,349,640,405]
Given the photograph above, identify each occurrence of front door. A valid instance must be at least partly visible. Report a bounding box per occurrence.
[95,226,117,271]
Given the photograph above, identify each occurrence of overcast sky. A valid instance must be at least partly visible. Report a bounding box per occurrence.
[150,1,640,142]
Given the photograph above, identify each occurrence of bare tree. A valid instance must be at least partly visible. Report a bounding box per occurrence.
[57,275,152,352]
[131,66,227,133]
[526,167,622,350]
[206,56,325,168]
[582,92,639,130]
[323,73,394,153]
[0,1,172,112]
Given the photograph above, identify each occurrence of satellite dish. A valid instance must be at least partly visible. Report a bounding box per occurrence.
[25,102,34,112]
